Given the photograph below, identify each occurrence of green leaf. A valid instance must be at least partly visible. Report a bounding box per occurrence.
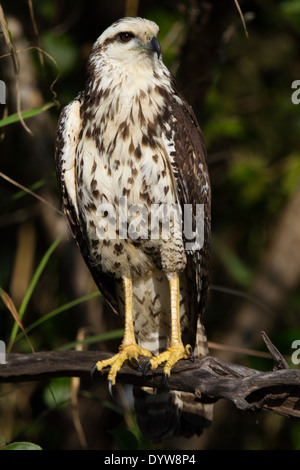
[14,291,101,344]
[0,179,47,209]
[0,103,55,128]
[2,441,42,450]
[56,329,124,351]
[8,236,62,351]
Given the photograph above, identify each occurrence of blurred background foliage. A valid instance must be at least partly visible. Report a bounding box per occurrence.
[0,0,300,450]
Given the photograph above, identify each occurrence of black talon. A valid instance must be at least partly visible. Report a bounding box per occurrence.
[162,372,170,391]
[90,364,98,380]
[143,360,152,377]
[131,357,142,371]
[108,379,114,398]
[188,346,195,363]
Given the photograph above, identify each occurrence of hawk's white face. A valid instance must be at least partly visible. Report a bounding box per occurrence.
[91,17,161,68]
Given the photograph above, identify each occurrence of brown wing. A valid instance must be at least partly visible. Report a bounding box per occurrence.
[55,98,119,315]
[168,94,211,350]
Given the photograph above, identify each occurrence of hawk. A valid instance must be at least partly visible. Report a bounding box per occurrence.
[55,17,212,440]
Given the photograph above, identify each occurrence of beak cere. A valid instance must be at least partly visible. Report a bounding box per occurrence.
[146,36,161,58]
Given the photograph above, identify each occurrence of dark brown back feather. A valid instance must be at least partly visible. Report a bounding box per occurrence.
[169,95,211,348]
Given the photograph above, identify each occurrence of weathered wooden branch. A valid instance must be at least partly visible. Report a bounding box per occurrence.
[0,332,299,419]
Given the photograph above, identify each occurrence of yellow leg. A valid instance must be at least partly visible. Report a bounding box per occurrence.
[95,277,152,386]
[148,276,192,377]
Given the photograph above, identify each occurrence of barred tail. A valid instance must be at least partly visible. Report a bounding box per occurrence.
[194,317,209,357]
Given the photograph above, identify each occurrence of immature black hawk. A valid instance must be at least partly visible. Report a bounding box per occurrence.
[55,17,212,440]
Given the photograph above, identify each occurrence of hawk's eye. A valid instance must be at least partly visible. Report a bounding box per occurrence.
[119,32,134,43]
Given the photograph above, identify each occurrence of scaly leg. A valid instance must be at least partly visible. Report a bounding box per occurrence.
[146,276,192,377]
[95,277,152,387]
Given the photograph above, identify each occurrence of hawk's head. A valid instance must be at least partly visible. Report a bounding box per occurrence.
[90,17,161,72]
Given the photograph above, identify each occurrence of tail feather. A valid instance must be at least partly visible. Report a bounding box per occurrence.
[134,319,213,441]
[134,388,213,441]
[134,388,181,441]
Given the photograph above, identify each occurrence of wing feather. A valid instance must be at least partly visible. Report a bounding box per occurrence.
[166,95,211,351]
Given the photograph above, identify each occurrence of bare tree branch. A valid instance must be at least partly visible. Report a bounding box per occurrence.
[1,333,299,420]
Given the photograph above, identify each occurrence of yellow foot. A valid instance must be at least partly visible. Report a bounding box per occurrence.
[95,344,152,387]
[146,343,193,377]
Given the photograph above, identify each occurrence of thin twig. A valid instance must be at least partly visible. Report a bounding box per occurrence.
[0,4,32,134]
[0,46,61,107]
[0,171,63,216]
[27,0,44,67]
[233,0,249,38]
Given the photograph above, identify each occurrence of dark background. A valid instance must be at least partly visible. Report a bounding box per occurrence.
[0,0,300,450]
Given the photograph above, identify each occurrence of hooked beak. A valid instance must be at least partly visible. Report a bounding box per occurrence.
[146,36,161,59]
